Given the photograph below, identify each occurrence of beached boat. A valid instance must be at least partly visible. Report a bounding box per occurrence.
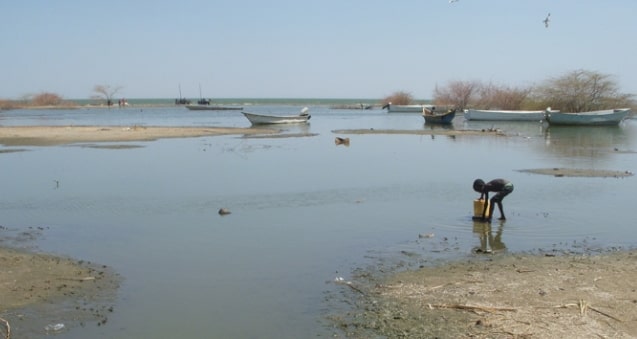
[546,108,630,126]
[464,109,549,121]
[185,104,243,111]
[423,108,456,124]
[242,107,311,125]
[382,103,432,113]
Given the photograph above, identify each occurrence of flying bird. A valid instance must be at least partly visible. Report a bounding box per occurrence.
[449,0,459,3]
[543,13,551,28]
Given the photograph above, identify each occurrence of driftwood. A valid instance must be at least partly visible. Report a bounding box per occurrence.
[428,303,517,314]
[334,279,365,294]
[554,300,623,322]
[0,317,10,339]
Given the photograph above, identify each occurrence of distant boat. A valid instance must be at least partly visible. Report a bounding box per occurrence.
[184,84,242,110]
[423,107,456,124]
[464,109,549,121]
[185,104,243,111]
[382,103,433,113]
[242,107,311,125]
[175,84,191,105]
[546,108,631,126]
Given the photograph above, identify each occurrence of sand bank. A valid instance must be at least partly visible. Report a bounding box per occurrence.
[0,125,278,146]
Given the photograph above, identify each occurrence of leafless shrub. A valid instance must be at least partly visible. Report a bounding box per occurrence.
[382,91,413,105]
[0,99,18,110]
[433,80,480,110]
[31,92,64,106]
[531,69,634,112]
[474,83,532,110]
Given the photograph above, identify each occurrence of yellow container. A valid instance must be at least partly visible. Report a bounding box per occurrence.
[473,199,491,218]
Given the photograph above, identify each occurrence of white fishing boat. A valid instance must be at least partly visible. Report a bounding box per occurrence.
[242,107,311,125]
[382,103,433,113]
[546,108,631,126]
[464,109,549,121]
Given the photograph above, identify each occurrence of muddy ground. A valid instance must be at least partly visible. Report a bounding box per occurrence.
[0,226,120,338]
[327,249,637,338]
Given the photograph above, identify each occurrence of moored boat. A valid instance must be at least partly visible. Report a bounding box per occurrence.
[382,103,433,113]
[464,109,549,121]
[546,108,630,126]
[423,108,456,124]
[242,107,311,125]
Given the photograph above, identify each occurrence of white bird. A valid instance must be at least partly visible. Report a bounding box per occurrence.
[543,13,550,28]
[449,0,459,3]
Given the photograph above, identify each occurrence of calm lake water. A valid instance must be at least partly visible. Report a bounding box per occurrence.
[1,104,636,338]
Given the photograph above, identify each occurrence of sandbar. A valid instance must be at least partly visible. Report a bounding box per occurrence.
[0,125,279,146]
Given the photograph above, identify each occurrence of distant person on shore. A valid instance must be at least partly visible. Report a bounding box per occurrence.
[473,178,514,222]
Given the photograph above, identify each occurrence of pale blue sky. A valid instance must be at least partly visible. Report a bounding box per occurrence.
[1,1,635,100]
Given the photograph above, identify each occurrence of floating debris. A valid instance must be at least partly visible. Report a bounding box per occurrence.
[335,137,350,146]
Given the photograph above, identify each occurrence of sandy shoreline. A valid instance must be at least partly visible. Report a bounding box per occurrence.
[0,125,280,146]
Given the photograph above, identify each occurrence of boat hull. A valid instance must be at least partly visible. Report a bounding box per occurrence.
[242,112,311,125]
[383,104,437,113]
[423,110,456,124]
[464,109,547,121]
[546,109,630,126]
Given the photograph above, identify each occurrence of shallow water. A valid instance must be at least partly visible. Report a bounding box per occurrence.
[1,106,636,338]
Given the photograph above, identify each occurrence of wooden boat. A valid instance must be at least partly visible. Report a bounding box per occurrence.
[242,107,311,125]
[382,103,433,113]
[185,104,243,111]
[546,108,630,126]
[423,108,456,124]
[464,109,549,121]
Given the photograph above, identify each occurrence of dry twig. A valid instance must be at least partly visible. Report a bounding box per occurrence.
[428,303,517,314]
[0,317,10,339]
[553,300,623,322]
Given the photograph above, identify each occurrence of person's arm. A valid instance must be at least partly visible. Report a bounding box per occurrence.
[481,191,489,218]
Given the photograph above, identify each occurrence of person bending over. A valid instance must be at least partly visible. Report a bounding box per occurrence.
[473,178,514,222]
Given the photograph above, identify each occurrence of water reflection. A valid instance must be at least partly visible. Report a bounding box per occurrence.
[541,125,632,158]
[423,122,457,141]
[473,221,507,253]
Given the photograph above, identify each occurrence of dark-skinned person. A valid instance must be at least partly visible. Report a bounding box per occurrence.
[473,178,514,222]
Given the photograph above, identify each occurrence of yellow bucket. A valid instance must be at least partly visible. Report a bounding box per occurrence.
[473,199,491,218]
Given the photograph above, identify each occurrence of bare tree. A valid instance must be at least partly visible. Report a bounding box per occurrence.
[433,80,480,110]
[92,85,122,106]
[532,69,633,112]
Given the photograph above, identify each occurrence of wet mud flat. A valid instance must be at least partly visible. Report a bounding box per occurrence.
[328,249,637,338]
[0,226,120,338]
